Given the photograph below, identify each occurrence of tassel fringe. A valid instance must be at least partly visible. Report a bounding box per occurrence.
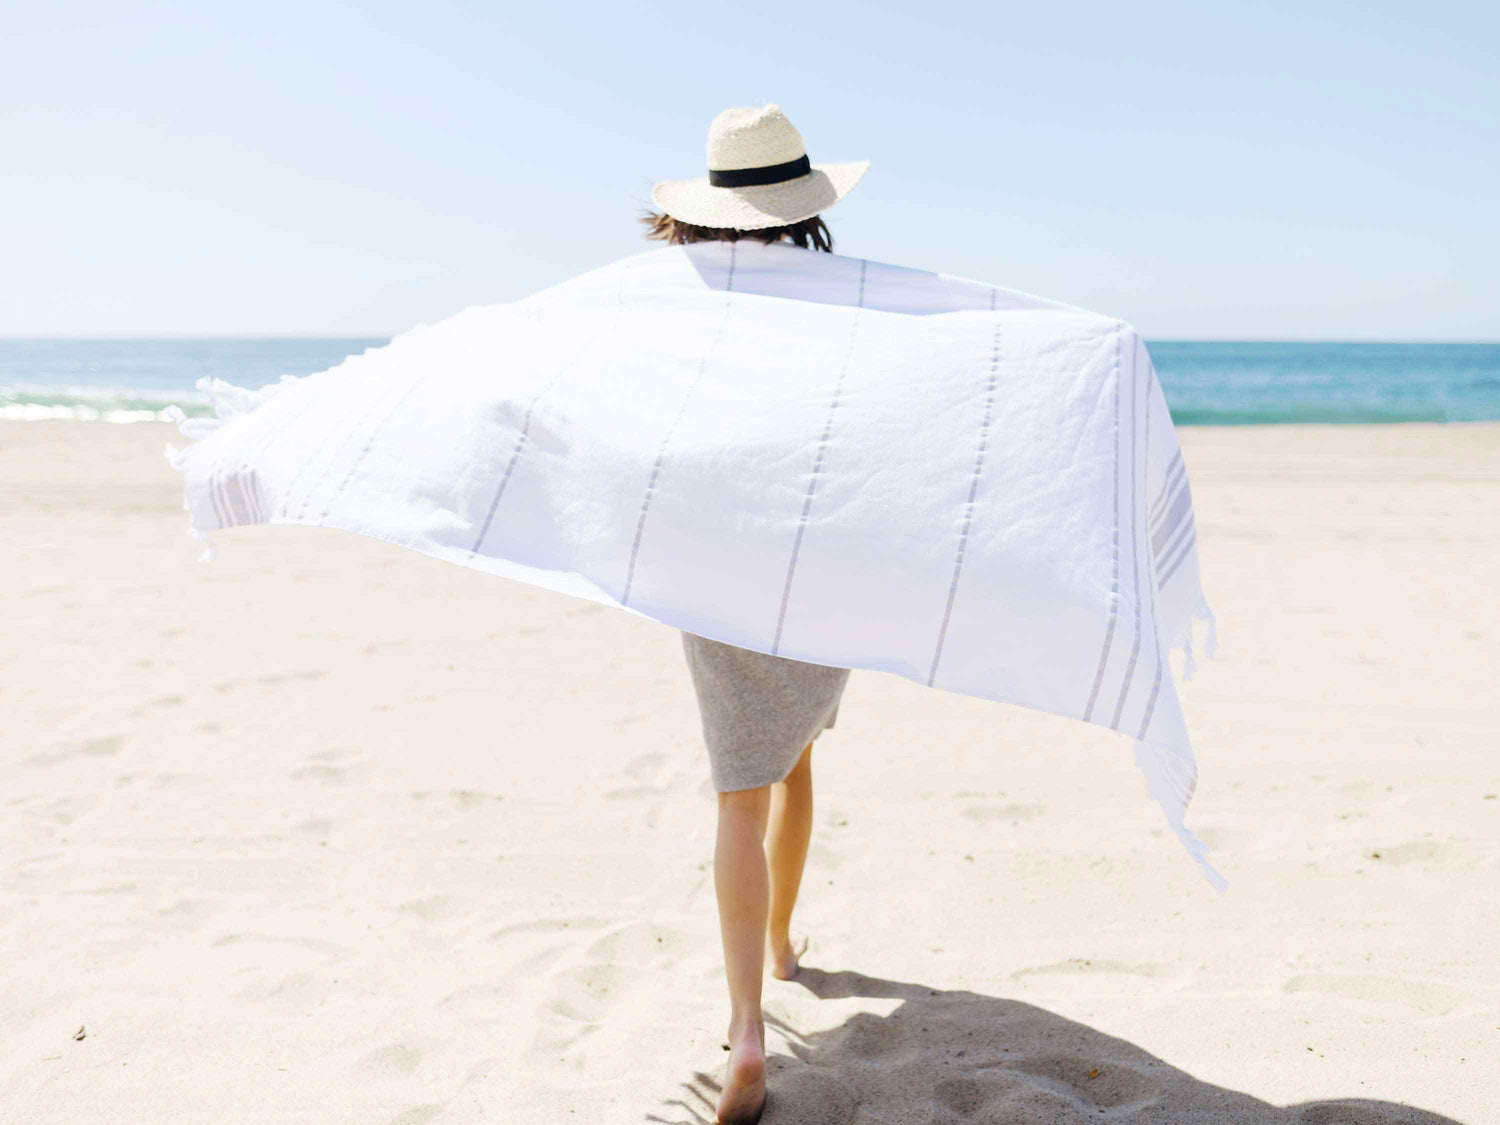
[1171,592,1219,683]
[1134,738,1228,893]
[161,377,299,562]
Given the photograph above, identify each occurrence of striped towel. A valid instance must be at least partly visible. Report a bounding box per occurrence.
[166,239,1222,888]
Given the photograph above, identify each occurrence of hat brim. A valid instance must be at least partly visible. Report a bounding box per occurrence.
[649,160,869,230]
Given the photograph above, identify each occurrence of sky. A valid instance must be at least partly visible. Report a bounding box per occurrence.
[2,0,1496,339]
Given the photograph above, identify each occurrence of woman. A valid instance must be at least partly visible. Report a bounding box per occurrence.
[643,103,868,1124]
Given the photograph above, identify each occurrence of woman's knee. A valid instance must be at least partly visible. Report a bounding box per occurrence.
[718,784,772,820]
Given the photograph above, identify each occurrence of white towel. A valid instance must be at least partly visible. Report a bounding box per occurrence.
[165,239,1223,888]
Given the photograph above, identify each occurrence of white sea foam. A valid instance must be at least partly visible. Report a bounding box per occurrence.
[0,384,212,423]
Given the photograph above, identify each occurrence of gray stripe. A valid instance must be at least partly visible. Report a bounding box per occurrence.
[206,467,228,527]
[772,258,867,655]
[271,342,399,522]
[1158,510,1196,575]
[300,358,425,523]
[470,272,630,556]
[241,465,262,528]
[239,403,285,524]
[317,372,432,525]
[1151,481,1193,556]
[279,372,362,520]
[1082,328,1124,722]
[927,287,1003,687]
[295,329,473,523]
[230,468,258,525]
[1110,337,1145,730]
[1159,528,1198,587]
[621,244,738,607]
[218,468,243,525]
[219,469,243,525]
[1137,366,1165,740]
[245,467,263,524]
[1150,472,1187,536]
[1149,450,1183,522]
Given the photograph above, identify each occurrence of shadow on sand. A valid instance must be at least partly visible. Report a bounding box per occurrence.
[648,969,1465,1124]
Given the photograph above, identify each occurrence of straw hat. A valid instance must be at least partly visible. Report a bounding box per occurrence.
[650,104,870,230]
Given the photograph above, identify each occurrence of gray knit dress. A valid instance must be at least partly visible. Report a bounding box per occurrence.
[681,631,852,791]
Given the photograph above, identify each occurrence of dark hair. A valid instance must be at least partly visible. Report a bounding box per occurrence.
[640,210,833,252]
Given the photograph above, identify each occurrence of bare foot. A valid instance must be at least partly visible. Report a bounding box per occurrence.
[717,1021,766,1124]
[767,934,808,980]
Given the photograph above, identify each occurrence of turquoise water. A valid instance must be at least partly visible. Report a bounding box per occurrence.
[1150,341,1500,424]
[1,338,1497,424]
[0,338,385,421]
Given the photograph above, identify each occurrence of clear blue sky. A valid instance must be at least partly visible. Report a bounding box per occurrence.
[4,0,1496,338]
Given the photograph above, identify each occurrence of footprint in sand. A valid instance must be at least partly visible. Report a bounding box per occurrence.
[623,752,669,781]
[24,734,125,769]
[1283,974,1474,1018]
[154,896,220,926]
[308,747,359,762]
[764,1064,860,1122]
[1366,840,1464,867]
[990,1052,1161,1112]
[35,793,103,826]
[438,980,518,1017]
[934,1076,986,1115]
[353,1039,424,1078]
[147,772,209,790]
[604,751,693,803]
[403,787,506,812]
[258,669,330,686]
[215,670,328,694]
[233,970,335,1011]
[32,702,84,727]
[128,694,185,718]
[1009,958,1176,988]
[361,639,408,655]
[396,893,457,922]
[584,919,695,968]
[384,1106,443,1125]
[525,918,697,1075]
[290,750,375,784]
[963,803,1045,825]
[438,915,616,1014]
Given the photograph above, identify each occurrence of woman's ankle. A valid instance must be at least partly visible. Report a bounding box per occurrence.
[727,1010,764,1045]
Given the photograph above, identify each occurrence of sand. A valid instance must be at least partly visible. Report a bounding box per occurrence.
[3,419,1497,1124]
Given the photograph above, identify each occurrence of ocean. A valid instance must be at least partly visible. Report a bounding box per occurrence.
[1,338,1497,425]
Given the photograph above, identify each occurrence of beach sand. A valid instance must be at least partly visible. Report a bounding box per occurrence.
[3,420,1497,1124]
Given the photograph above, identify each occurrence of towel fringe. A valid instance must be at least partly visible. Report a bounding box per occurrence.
[162,378,299,562]
[1170,592,1219,683]
[1133,738,1228,893]
[164,375,301,443]
[187,524,218,562]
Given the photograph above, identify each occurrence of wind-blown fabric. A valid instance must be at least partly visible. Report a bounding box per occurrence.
[165,240,1222,887]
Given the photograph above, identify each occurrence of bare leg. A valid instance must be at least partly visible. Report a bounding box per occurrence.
[765,742,814,979]
[714,785,771,1124]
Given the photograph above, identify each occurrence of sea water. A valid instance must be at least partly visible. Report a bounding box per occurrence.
[1,338,1497,425]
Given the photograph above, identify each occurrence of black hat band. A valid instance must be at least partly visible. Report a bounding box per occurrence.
[708,154,811,188]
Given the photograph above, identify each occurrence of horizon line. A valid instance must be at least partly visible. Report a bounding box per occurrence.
[3,333,1498,345]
